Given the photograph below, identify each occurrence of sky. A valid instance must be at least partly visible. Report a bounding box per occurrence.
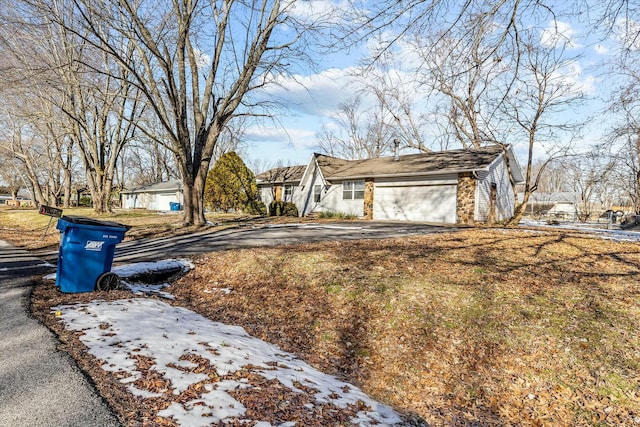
[240,1,632,173]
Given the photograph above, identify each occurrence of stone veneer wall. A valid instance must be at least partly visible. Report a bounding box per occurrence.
[456,172,476,224]
[364,178,374,219]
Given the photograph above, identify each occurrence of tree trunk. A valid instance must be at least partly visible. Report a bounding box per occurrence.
[506,192,531,227]
[193,172,207,226]
[182,174,195,225]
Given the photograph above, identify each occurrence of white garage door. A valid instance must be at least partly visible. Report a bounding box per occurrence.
[373,184,457,223]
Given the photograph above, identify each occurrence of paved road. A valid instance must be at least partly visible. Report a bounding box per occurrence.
[2,221,451,426]
[35,221,456,264]
[0,241,121,427]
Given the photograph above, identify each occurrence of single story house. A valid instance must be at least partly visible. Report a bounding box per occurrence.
[518,192,578,218]
[256,145,524,224]
[256,165,307,207]
[519,192,607,220]
[121,179,184,211]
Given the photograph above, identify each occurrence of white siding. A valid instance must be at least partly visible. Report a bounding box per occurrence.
[259,185,275,207]
[475,155,516,222]
[123,191,181,211]
[123,193,147,209]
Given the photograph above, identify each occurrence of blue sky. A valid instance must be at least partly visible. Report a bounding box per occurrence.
[240,2,630,173]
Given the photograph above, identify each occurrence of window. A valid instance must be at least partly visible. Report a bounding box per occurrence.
[343,180,364,200]
[284,185,293,200]
[313,185,321,203]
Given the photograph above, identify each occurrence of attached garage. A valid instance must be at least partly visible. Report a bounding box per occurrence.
[373,182,457,223]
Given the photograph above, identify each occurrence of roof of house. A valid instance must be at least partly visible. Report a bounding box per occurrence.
[316,145,510,180]
[257,145,523,185]
[255,165,306,184]
[122,179,183,194]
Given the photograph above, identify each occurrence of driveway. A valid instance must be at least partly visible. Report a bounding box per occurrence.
[0,241,120,426]
[36,220,455,264]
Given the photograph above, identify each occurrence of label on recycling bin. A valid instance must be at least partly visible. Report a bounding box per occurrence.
[85,241,105,251]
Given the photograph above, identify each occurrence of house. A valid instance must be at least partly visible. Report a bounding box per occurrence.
[255,165,306,207]
[256,145,524,224]
[121,179,184,211]
[519,192,578,218]
[519,192,606,220]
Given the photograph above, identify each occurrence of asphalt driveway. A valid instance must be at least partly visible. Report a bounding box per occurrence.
[35,220,454,264]
[0,241,120,426]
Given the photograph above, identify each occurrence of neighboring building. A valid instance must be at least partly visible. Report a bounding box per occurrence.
[0,191,34,207]
[519,192,578,218]
[255,165,306,207]
[256,145,524,224]
[121,179,184,211]
[519,192,607,220]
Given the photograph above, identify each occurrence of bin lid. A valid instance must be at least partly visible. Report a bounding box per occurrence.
[60,215,131,230]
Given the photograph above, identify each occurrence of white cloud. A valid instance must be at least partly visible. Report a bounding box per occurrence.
[286,0,351,24]
[550,61,597,96]
[245,125,317,148]
[265,67,361,116]
[193,47,211,68]
[541,20,582,49]
[593,44,610,55]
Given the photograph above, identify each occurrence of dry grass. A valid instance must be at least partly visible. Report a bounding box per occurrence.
[28,226,640,426]
[0,206,256,250]
[169,228,640,426]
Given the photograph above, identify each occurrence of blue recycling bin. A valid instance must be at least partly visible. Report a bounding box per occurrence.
[55,216,129,293]
[169,202,181,211]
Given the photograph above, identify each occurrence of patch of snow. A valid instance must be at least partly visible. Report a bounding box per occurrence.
[112,259,194,278]
[127,385,164,398]
[203,287,232,295]
[124,281,175,300]
[52,299,404,426]
[519,220,640,242]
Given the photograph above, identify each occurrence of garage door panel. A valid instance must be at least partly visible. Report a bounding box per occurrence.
[373,185,457,223]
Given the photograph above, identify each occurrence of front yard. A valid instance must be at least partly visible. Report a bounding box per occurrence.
[29,227,640,426]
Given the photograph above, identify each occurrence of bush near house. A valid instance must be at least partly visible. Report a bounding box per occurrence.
[317,210,357,219]
[268,200,298,217]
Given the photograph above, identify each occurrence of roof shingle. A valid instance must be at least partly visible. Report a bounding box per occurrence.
[317,145,505,180]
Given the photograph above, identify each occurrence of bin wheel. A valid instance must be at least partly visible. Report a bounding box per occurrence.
[96,272,121,291]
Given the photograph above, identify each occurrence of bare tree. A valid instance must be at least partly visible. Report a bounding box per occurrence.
[0,151,24,200]
[316,95,393,159]
[354,56,434,152]
[530,159,571,194]
[502,30,585,225]
[0,106,48,206]
[38,0,328,225]
[411,11,516,150]
[564,152,616,221]
[0,1,142,212]
[608,73,640,213]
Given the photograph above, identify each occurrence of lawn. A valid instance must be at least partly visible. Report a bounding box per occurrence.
[29,226,640,426]
[0,206,249,250]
